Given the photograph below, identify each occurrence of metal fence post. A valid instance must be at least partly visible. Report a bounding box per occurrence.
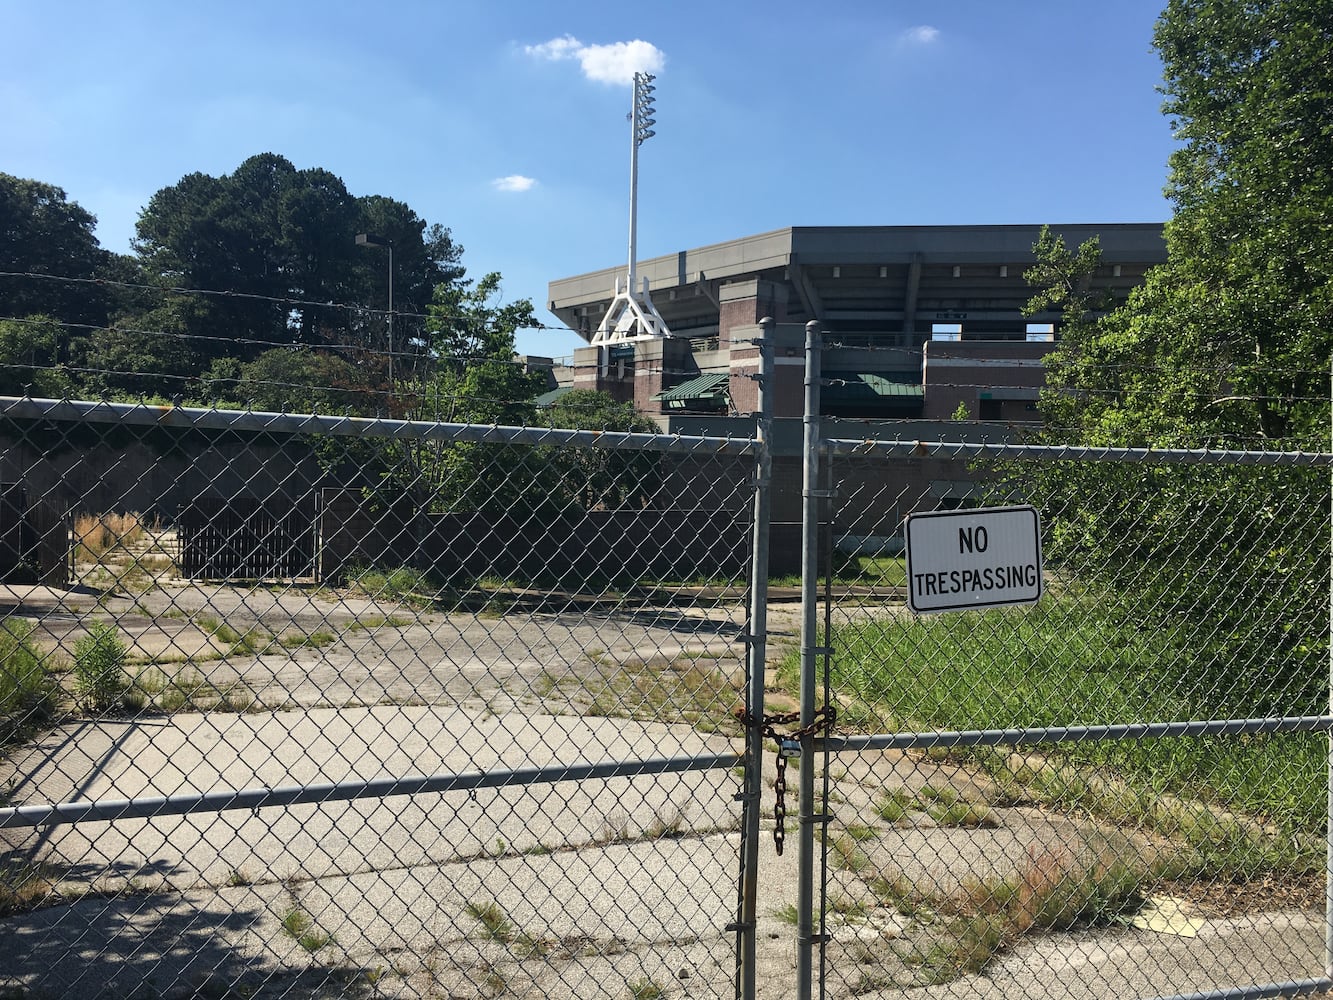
[797,319,822,1000]
[738,317,775,1000]
[1327,360,1333,980]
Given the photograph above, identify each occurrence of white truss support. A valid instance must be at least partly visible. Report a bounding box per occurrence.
[592,276,672,346]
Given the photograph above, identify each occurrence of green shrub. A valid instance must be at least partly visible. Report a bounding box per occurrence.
[348,565,427,603]
[0,621,55,743]
[73,622,128,712]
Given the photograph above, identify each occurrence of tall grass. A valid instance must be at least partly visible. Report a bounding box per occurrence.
[346,565,428,604]
[827,599,1326,850]
[74,512,146,560]
[0,621,55,744]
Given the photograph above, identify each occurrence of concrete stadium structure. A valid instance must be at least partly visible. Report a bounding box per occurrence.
[539,223,1167,562]
[544,223,1165,423]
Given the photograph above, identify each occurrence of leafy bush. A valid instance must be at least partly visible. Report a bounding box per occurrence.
[347,565,428,603]
[0,621,55,744]
[1007,460,1330,719]
[72,622,128,712]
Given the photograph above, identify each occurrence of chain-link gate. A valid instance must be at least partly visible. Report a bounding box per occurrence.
[795,324,1333,1000]
[0,398,771,999]
[2,324,1331,1000]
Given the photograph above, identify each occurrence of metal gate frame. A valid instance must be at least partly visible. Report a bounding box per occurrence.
[791,321,1333,1000]
[0,396,770,1000]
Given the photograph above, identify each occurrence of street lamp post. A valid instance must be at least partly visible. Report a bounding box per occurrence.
[355,233,394,385]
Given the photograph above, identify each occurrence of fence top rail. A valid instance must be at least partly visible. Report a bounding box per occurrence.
[823,435,1333,466]
[0,396,759,455]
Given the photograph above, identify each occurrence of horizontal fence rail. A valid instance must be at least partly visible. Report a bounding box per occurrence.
[0,395,759,453]
[0,752,743,830]
[824,434,1333,466]
[820,716,1333,753]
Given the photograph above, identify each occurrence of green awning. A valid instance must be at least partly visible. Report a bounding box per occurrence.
[824,372,923,401]
[533,385,574,406]
[651,372,731,403]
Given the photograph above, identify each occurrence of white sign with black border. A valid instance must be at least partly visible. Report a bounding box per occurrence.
[905,505,1043,614]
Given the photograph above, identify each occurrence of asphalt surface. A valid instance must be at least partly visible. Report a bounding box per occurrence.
[0,583,1326,998]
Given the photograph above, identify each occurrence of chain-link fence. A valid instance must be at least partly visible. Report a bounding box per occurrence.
[796,360,1333,994]
[0,399,765,999]
[2,330,1330,1000]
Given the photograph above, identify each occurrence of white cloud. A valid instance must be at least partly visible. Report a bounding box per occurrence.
[901,25,940,45]
[524,35,582,61]
[492,175,536,193]
[576,40,665,84]
[524,35,665,85]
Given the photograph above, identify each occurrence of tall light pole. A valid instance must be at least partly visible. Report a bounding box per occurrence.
[626,71,656,293]
[592,71,671,346]
[355,233,394,385]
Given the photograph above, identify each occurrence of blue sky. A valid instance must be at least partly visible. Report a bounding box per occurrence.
[2,1,1176,358]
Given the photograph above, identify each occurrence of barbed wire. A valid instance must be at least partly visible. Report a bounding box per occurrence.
[0,269,571,331]
[0,349,1327,412]
[825,338,1332,379]
[6,270,1329,381]
[2,311,1329,391]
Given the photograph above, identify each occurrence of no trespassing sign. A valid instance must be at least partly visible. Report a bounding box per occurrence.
[904,505,1043,614]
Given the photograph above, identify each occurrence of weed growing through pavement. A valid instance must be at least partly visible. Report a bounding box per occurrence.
[870,873,928,917]
[540,653,742,734]
[346,614,411,633]
[279,629,337,650]
[73,512,145,561]
[0,860,65,917]
[347,566,429,606]
[72,621,129,712]
[825,830,871,874]
[0,621,56,744]
[876,789,916,825]
[643,805,686,840]
[126,668,253,713]
[281,904,331,952]
[869,785,998,829]
[628,976,666,1000]
[599,811,631,844]
[885,842,1147,984]
[920,786,998,829]
[464,899,547,958]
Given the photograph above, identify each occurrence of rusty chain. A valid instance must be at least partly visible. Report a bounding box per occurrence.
[736,705,836,855]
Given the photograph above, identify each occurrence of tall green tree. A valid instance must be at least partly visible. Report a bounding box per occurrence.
[537,389,660,512]
[131,153,466,370]
[0,316,74,397]
[0,173,110,366]
[1041,0,1332,449]
[421,271,542,424]
[1016,1,1333,728]
[204,347,380,413]
[346,274,544,513]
